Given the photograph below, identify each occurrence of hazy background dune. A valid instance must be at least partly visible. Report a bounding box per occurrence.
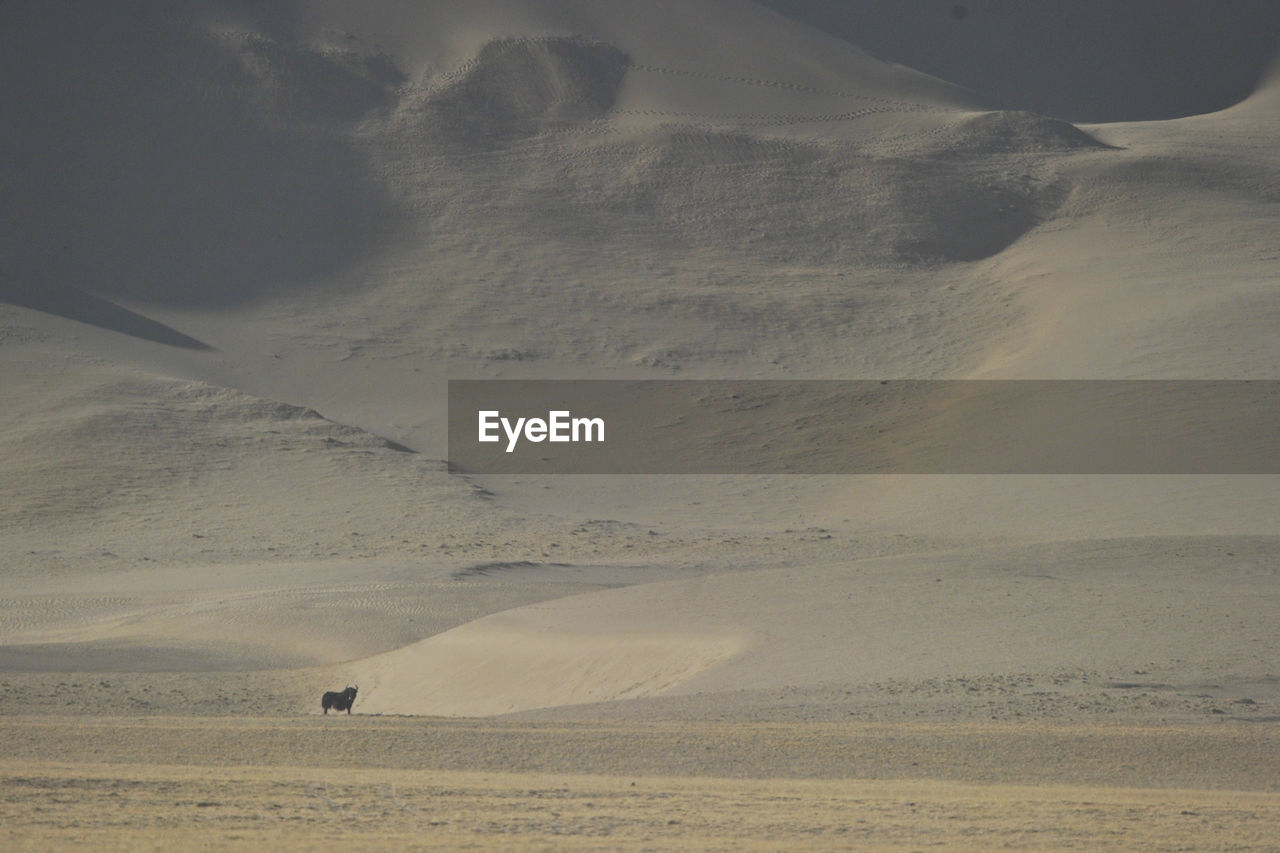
[759,0,1280,122]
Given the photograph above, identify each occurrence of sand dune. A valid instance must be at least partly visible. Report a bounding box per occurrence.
[3,0,1277,699]
[357,612,746,716]
[3,1,1279,846]
[759,0,1280,122]
[349,536,1280,718]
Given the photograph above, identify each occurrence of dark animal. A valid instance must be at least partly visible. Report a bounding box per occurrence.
[321,685,358,715]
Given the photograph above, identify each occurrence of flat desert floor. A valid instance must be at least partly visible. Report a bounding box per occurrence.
[5,716,1280,851]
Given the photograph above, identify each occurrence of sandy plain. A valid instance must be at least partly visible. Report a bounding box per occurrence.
[5,716,1280,851]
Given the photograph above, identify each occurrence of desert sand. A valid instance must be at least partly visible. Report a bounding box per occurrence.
[3,1,1279,849]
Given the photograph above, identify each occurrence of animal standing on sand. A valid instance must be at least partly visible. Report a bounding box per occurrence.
[321,685,358,714]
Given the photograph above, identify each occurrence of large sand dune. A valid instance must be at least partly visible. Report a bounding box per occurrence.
[352,536,1280,718]
[3,1,1279,846]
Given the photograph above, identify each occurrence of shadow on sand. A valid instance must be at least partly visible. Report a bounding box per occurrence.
[3,280,212,350]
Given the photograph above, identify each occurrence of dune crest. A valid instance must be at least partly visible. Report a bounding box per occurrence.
[411,36,629,149]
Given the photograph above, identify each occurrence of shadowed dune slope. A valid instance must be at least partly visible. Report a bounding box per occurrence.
[0,0,969,325]
[0,0,396,308]
[2,0,1113,334]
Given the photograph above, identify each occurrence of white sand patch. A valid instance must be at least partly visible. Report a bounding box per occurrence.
[356,612,747,716]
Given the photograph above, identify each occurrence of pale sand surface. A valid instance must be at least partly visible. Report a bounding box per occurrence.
[5,763,1279,852]
[9,764,1278,853]
[3,717,1280,851]
[4,1,1280,849]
